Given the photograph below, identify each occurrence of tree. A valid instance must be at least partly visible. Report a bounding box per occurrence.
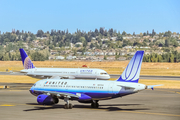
[94,28,99,36]
[147,30,149,35]
[90,43,95,48]
[99,27,104,35]
[143,32,147,36]
[170,54,174,62]
[164,31,172,37]
[31,52,45,61]
[16,30,20,35]
[36,30,44,37]
[165,39,170,47]
[122,31,127,36]
[104,55,107,60]
[133,32,135,36]
[152,29,156,37]
[116,35,123,41]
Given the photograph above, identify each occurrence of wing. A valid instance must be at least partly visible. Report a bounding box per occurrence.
[117,85,135,90]
[34,90,79,99]
[27,73,75,79]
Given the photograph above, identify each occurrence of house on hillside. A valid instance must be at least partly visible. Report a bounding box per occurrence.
[107,56,115,61]
[56,56,65,60]
[117,57,126,61]
[49,56,56,60]
[171,35,179,38]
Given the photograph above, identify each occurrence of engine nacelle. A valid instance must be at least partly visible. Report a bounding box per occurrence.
[37,94,59,105]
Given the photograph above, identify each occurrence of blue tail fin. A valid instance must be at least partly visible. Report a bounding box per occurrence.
[117,51,144,83]
[19,49,35,69]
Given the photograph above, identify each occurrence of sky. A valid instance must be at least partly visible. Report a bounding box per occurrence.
[0,0,180,34]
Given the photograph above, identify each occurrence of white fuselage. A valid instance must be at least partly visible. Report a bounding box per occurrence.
[21,68,110,80]
[30,79,146,100]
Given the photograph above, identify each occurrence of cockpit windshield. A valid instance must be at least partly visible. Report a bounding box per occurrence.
[100,73,108,75]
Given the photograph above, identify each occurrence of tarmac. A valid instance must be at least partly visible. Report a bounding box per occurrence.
[0,84,180,120]
[1,72,180,80]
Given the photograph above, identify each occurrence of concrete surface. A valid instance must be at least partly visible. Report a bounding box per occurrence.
[0,86,179,120]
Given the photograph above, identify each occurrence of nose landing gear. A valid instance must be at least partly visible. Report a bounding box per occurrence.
[64,97,73,109]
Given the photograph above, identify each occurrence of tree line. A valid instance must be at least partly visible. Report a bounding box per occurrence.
[143,51,180,63]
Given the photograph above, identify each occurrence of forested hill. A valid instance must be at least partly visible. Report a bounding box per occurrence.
[0,28,179,62]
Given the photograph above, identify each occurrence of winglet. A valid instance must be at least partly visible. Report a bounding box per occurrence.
[117,51,144,83]
[19,49,35,69]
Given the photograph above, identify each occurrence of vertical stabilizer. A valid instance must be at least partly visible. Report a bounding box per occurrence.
[117,51,144,83]
[19,49,35,69]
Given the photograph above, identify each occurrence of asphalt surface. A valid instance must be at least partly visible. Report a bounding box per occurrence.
[0,85,180,120]
[111,74,180,80]
[0,72,180,80]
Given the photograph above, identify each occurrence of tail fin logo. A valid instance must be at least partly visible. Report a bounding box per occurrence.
[117,51,144,83]
[24,57,35,69]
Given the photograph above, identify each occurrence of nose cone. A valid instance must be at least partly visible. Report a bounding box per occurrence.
[106,75,111,79]
[99,75,110,80]
[29,86,35,95]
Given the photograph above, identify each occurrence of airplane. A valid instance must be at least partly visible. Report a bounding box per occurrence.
[29,51,162,109]
[19,49,110,80]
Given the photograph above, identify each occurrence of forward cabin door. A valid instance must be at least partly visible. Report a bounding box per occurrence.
[108,82,114,94]
[76,70,79,78]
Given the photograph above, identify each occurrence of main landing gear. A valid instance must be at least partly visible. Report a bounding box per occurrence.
[91,100,99,108]
[64,97,73,109]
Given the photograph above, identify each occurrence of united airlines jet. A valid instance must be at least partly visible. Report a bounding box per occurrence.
[19,49,110,80]
[29,51,162,109]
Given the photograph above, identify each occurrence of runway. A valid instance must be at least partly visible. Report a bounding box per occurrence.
[111,74,180,80]
[0,86,180,120]
[0,72,180,80]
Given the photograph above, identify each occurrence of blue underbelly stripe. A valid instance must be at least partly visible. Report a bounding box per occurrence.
[34,88,118,94]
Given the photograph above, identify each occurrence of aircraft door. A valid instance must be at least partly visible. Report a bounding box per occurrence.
[37,81,44,90]
[76,70,79,78]
[108,82,114,94]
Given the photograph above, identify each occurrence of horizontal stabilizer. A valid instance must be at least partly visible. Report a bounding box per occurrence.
[146,84,163,90]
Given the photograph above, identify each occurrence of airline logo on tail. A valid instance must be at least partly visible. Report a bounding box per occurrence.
[19,49,35,69]
[117,51,144,83]
[24,57,35,69]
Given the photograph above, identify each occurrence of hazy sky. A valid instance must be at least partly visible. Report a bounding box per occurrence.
[0,0,180,34]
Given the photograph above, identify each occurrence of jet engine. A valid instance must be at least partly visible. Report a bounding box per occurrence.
[37,94,59,105]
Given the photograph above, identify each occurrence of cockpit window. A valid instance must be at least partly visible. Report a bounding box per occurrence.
[100,73,108,75]
[33,84,36,86]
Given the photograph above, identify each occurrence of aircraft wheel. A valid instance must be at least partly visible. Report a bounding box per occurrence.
[64,104,68,109]
[91,102,99,108]
[69,103,73,109]
[95,103,99,108]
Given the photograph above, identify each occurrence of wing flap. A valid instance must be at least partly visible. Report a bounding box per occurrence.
[34,90,79,98]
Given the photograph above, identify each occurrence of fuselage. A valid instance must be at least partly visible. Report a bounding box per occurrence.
[20,68,110,80]
[30,79,146,101]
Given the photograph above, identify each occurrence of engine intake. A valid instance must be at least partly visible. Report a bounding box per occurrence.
[37,94,59,105]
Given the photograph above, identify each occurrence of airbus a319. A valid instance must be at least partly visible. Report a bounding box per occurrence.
[30,51,162,109]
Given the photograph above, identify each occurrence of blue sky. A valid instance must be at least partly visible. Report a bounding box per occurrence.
[0,0,180,34]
